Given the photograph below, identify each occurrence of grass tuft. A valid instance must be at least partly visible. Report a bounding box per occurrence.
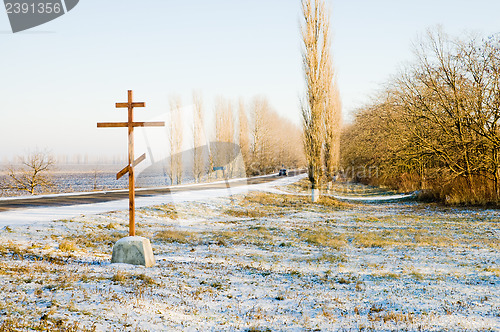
[59,240,77,252]
[298,228,346,249]
[155,229,200,244]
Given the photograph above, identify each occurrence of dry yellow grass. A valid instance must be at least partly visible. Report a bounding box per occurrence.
[0,317,94,332]
[145,204,178,219]
[59,240,77,252]
[223,208,266,218]
[484,266,500,277]
[298,228,346,249]
[154,229,200,244]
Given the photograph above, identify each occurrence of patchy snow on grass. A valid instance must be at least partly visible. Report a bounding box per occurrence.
[0,177,498,331]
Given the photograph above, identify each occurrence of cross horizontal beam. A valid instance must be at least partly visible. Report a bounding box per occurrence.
[116,102,145,108]
[97,121,165,128]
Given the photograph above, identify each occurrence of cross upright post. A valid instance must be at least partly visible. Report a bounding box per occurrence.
[97,90,165,236]
[126,90,136,236]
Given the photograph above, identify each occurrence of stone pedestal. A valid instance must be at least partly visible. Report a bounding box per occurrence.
[111,236,155,267]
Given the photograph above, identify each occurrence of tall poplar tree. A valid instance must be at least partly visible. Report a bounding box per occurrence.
[301,0,336,201]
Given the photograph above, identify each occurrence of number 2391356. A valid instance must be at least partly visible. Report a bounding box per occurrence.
[5,2,62,14]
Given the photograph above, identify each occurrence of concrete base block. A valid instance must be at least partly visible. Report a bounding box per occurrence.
[111,236,155,267]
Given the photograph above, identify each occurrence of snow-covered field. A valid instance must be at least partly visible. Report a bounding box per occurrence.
[0,176,498,331]
[0,165,130,197]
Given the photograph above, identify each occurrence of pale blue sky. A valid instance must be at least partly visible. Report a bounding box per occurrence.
[1,0,499,160]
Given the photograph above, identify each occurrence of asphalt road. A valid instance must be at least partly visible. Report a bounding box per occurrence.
[0,170,304,212]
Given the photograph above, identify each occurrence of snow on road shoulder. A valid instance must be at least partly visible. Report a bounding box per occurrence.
[331,192,416,202]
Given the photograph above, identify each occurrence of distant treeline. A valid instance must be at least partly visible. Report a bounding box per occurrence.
[341,28,500,205]
[167,94,305,185]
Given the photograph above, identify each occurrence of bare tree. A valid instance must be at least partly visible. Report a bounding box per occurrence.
[192,92,205,183]
[238,98,251,174]
[458,34,500,200]
[324,79,342,188]
[169,95,183,185]
[249,97,273,175]
[6,150,55,195]
[248,96,305,175]
[214,97,235,178]
[301,0,333,201]
[341,28,500,204]
[92,166,102,191]
[250,97,264,174]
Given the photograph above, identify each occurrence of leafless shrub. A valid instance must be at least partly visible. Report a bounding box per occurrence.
[341,28,500,205]
[5,149,55,195]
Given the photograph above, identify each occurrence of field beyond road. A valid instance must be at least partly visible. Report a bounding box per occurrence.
[0,179,498,331]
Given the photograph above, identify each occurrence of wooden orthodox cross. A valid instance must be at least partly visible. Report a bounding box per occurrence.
[97,90,165,236]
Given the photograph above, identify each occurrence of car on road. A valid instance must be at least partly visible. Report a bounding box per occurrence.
[278,169,287,176]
